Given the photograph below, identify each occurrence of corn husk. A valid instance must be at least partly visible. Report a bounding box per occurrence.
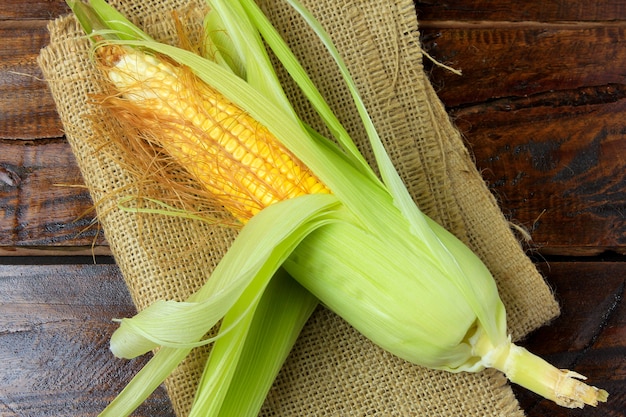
[36,0,554,409]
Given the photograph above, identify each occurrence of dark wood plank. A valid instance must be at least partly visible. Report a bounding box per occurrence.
[419,22,626,255]
[0,20,64,140]
[0,2,621,256]
[0,1,623,416]
[0,139,106,254]
[514,262,626,416]
[0,264,174,416]
[415,0,626,22]
[421,24,626,108]
[0,0,69,21]
[452,93,626,255]
[2,262,622,416]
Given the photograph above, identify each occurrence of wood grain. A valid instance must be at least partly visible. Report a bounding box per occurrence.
[0,1,624,415]
[0,140,106,254]
[0,262,622,416]
[0,20,63,140]
[0,264,174,417]
[514,262,626,416]
[0,0,69,21]
[451,92,626,255]
[421,24,626,108]
[415,0,626,22]
[0,1,622,256]
[420,21,626,255]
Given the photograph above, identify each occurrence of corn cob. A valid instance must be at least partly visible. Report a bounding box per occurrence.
[64,1,609,416]
[99,44,330,222]
[100,40,609,412]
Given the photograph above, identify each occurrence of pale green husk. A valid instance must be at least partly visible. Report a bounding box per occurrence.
[65,0,608,416]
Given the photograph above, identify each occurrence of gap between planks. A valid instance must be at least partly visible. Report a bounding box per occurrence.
[418,20,626,30]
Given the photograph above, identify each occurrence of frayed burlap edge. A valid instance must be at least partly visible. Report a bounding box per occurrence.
[38,0,559,416]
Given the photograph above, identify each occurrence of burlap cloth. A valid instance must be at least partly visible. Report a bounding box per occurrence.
[38,0,560,415]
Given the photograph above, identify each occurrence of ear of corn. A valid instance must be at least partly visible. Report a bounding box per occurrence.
[283,218,505,371]
[65,1,608,416]
[104,47,331,222]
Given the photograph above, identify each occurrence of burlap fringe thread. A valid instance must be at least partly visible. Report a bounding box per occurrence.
[38,0,560,416]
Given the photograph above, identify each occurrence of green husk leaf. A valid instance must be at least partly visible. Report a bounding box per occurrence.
[236,0,378,183]
[87,0,149,41]
[275,0,504,343]
[65,0,102,36]
[284,217,501,372]
[190,269,318,417]
[104,194,340,417]
[110,194,341,359]
[278,0,444,257]
[203,9,246,77]
[64,0,608,414]
[187,277,261,417]
[216,271,317,417]
[206,0,296,118]
[99,346,192,417]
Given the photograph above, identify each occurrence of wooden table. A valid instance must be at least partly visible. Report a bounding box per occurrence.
[1,1,624,416]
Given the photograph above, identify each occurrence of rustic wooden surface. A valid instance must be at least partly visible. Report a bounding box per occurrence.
[417,2,626,256]
[0,264,174,416]
[0,0,624,416]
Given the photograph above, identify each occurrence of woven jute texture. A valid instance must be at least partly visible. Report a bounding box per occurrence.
[38,0,560,416]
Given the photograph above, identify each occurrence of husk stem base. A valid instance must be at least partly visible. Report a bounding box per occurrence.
[471,329,609,408]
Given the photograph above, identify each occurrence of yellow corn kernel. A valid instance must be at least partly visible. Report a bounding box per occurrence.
[101,46,331,222]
